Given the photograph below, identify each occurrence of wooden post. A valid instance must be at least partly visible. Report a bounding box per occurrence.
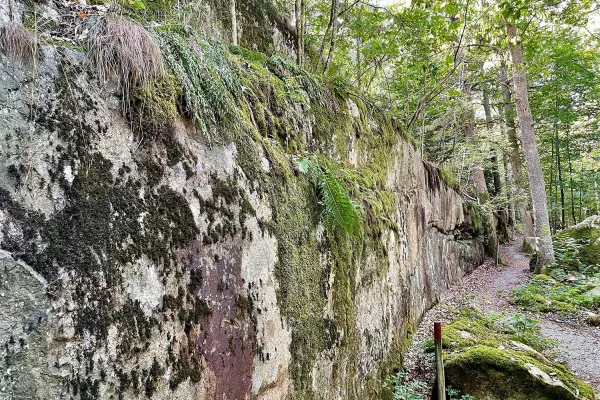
[435,321,445,400]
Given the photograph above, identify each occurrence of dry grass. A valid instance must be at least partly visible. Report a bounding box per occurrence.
[86,16,165,90]
[0,23,34,63]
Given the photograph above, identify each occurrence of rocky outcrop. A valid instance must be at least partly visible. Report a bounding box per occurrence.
[554,215,600,267]
[0,12,484,400]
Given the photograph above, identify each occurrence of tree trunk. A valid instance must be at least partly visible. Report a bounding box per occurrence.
[464,82,498,257]
[317,0,338,71]
[504,151,517,226]
[301,0,306,63]
[579,162,583,221]
[566,138,576,224]
[231,0,238,46]
[556,131,565,230]
[323,0,340,73]
[464,83,489,201]
[499,59,534,244]
[595,177,600,215]
[505,21,554,269]
[294,0,305,66]
[550,128,555,233]
[483,87,509,242]
[295,0,301,65]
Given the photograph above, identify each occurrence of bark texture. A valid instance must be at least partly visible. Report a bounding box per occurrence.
[505,21,554,268]
[230,0,238,45]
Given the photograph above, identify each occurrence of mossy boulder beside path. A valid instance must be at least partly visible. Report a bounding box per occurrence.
[440,315,596,400]
[446,345,595,400]
[554,215,600,267]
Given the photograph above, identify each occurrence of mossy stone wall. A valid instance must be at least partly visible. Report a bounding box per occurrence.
[0,30,484,400]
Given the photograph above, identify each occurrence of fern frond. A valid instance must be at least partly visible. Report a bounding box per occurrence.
[298,156,361,236]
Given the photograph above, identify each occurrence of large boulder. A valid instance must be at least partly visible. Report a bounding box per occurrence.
[555,215,600,267]
[445,345,596,400]
[434,314,596,400]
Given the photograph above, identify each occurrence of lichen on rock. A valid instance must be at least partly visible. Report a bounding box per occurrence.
[0,2,487,398]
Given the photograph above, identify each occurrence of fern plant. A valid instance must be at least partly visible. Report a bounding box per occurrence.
[298,156,361,236]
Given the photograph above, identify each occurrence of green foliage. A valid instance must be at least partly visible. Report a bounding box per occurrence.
[383,373,475,400]
[155,31,242,141]
[447,386,475,400]
[383,372,426,400]
[440,168,459,189]
[298,156,361,236]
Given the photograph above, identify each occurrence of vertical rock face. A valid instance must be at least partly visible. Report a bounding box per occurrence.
[0,31,483,400]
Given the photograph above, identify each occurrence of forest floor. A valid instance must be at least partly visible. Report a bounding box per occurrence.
[403,235,600,396]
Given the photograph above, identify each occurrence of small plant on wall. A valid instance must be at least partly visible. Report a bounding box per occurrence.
[298,155,361,236]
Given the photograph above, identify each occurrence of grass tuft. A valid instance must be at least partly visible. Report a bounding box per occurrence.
[0,23,34,63]
[86,16,165,91]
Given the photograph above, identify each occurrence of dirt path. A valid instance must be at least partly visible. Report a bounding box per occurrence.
[404,236,600,394]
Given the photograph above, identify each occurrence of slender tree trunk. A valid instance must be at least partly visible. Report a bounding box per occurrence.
[317,0,338,70]
[464,83,489,201]
[550,129,556,233]
[566,138,576,224]
[505,21,554,269]
[231,0,238,46]
[556,131,566,230]
[595,177,600,215]
[464,82,498,256]
[356,35,362,90]
[294,0,306,66]
[301,0,306,64]
[504,151,517,226]
[483,87,509,241]
[295,0,301,65]
[499,59,534,244]
[579,162,583,221]
[323,0,340,73]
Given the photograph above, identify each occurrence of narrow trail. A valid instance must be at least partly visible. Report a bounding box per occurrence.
[404,236,600,394]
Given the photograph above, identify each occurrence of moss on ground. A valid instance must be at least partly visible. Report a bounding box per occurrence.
[511,276,600,314]
[512,218,600,315]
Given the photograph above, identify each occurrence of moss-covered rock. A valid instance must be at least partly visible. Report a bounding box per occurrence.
[435,311,596,400]
[446,345,596,400]
[554,215,600,267]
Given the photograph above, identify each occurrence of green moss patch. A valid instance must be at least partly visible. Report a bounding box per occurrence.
[511,273,600,315]
[446,345,595,400]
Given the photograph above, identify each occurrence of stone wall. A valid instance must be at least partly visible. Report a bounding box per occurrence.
[0,12,484,400]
